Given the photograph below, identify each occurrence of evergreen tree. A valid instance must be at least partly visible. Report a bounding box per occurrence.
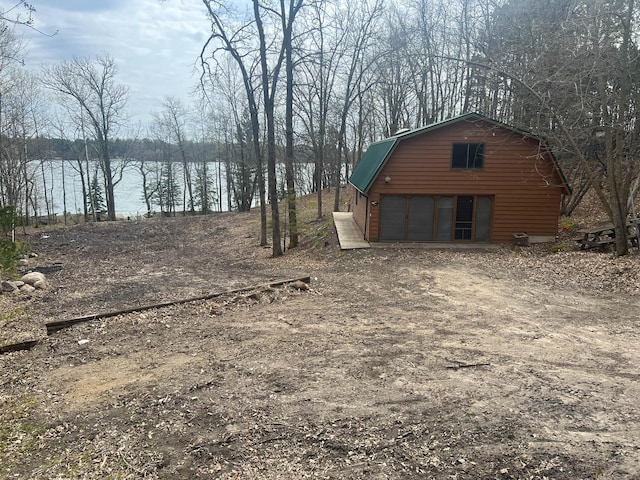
[87,172,106,219]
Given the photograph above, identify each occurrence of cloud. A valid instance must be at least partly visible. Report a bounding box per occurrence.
[23,0,211,125]
[37,0,127,13]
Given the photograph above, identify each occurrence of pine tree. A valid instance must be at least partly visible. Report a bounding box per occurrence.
[87,173,106,219]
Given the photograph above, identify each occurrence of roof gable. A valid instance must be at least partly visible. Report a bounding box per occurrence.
[348,112,571,194]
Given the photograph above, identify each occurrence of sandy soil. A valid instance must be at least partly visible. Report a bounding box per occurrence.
[1,201,640,479]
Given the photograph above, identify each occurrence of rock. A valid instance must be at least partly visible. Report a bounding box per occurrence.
[289,280,309,291]
[247,292,263,301]
[1,281,19,292]
[21,271,46,286]
[18,259,29,267]
[20,284,36,294]
[12,272,47,294]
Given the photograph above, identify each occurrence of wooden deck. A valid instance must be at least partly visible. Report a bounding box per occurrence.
[333,212,370,250]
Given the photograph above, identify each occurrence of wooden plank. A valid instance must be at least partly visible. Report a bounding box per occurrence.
[45,276,311,335]
[333,212,370,249]
[0,339,39,355]
[577,226,614,235]
[581,240,615,247]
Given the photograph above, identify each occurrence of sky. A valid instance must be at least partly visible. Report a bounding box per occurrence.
[19,0,212,126]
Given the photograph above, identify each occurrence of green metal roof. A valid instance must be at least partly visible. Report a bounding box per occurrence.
[348,112,572,194]
[349,137,397,194]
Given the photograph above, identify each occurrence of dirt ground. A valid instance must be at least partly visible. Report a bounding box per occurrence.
[1,196,640,479]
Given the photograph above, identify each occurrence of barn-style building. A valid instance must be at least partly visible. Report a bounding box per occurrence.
[349,113,570,244]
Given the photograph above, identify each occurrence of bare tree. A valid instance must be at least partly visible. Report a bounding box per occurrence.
[192,101,216,214]
[295,0,345,219]
[0,2,34,27]
[148,118,181,216]
[42,53,129,221]
[203,56,259,213]
[478,0,640,255]
[0,68,44,226]
[132,138,159,217]
[201,0,269,246]
[252,0,304,255]
[0,18,26,212]
[201,0,303,256]
[332,0,384,212]
[282,0,303,249]
[154,96,196,214]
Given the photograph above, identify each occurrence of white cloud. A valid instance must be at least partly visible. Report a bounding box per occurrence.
[22,0,211,126]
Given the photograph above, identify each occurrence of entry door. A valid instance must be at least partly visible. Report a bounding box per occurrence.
[454,196,474,240]
[452,196,492,241]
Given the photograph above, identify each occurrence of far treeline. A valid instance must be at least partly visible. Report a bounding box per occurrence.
[1,0,640,256]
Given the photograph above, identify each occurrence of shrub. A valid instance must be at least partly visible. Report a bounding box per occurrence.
[0,240,29,276]
[559,219,577,233]
[0,206,31,276]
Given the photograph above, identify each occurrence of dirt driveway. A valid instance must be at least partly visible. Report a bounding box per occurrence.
[1,209,639,479]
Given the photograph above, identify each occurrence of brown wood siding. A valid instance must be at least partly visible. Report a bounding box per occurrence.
[365,119,565,242]
[351,185,368,237]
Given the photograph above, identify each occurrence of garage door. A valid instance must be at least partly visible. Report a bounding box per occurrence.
[379,195,492,242]
[408,196,435,241]
[379,196,406,241]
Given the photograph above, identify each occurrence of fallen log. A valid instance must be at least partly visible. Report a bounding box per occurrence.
[45,276,311,335]
[445,362,491,370]
[0,339,39,355]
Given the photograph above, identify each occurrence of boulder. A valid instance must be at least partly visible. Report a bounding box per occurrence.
[1,280,19,293]
[20,284,36,294]
[21,271,46,287]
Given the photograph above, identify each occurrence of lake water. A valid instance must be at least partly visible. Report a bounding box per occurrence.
[30,160,320,219]
[32,160,226,218]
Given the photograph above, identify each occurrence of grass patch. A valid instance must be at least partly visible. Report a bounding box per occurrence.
[0,306,26,323]
[0,396,44,458]
[550,242,572,253]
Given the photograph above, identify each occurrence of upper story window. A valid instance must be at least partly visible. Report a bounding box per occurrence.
[452,143,485,169]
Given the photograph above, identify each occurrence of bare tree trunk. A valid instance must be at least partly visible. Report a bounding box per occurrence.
[103,153,116,221]
[283,0,298,248]
[253,0,303,256]
[258,49,282,255]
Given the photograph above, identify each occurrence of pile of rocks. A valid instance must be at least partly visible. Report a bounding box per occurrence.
[1,271,48,295]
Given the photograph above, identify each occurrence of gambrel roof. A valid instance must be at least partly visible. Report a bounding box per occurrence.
[349,112,571,195]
